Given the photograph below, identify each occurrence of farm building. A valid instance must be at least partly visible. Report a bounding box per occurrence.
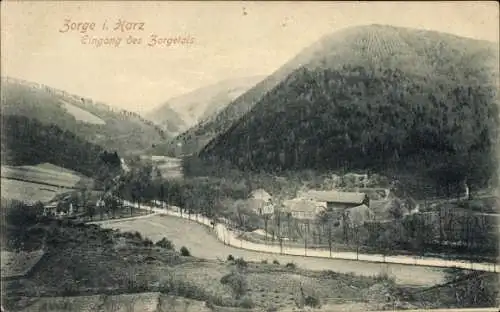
[283,198,327,220]
[346,188,391,200]
[344,204,375,226]
[248,189,274,215]
[303,190,370,210]
[250,189,272,202]
[247,198,274,216]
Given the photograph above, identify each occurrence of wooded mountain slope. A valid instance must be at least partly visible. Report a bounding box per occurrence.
[147,76,263,135]
[1,78,169,155]
[199,25,499,194]
[1,114,119,179]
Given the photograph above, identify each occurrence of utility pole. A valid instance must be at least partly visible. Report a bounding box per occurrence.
[328,215,332,257]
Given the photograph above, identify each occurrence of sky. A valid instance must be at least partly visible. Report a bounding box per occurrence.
[1,1,499,114]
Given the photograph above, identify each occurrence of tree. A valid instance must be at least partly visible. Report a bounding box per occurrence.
[444,269,498,307]
[388,198,404,220]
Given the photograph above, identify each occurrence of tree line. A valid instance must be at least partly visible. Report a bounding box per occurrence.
[1,114,120,178]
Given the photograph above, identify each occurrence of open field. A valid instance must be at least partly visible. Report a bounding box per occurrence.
[1,178,70,204]
[100,214,447,286]
[148,155,184,179]
[1,163,93,189]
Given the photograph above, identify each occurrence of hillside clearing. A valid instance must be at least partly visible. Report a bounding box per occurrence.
[1,163,93,189]
[59,100,106,125]
[1,178,68,203]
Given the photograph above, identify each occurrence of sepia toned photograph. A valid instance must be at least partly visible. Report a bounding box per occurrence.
[1,1,499,311]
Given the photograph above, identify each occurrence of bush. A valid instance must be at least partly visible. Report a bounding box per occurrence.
[133,231,142,240]
[143,238,153,247]
[273,259,280,265]
[304,295,321,308]
[227,254,235,261]
[180,246,191,256]
[235,257,248,269]
[285,262,296,269]
[261,259,268,264]
[239,296,255,308]
[220,272,248,299]
[156,237,175,250]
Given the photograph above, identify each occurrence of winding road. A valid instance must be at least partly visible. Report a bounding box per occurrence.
[96,209,447,286]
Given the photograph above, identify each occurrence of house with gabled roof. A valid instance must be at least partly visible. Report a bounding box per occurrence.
[303,190,370,210]
[248,188,274,216]
[283,198,326,220]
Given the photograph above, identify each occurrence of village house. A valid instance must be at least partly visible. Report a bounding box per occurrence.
[283,198,326,220]
[303,190,370,210]
[248,189,274,216]
[344,204,375,226]
[283,190,370,220]
[349,188,391,200]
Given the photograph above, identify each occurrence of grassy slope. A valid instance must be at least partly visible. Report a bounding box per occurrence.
[0,78,169,155]
[2,216,432,312]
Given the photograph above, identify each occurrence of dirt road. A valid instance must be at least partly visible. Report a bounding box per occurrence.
[101,214,447,286]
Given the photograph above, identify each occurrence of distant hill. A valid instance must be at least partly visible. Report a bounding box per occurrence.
[149,76,264,155]
[0,114,118,179]
[1,77,170,155]
[199,25,499,195]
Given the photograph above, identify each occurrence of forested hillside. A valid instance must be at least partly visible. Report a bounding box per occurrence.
[1,114,120,179]
[148,76,263,156]
[171,25,500,157]
[1,78,169,155]
[200,25,499,195]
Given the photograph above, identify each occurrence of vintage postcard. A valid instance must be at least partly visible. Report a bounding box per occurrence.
[1,1,499,311]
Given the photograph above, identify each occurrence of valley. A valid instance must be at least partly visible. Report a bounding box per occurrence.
[2,18,499,312]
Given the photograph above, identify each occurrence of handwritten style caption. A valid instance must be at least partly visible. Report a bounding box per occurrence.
[59,19,195,48]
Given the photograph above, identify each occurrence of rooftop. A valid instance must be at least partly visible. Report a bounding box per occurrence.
[304,190,367,204]
[283,198,326,213]
[345,204,375,225]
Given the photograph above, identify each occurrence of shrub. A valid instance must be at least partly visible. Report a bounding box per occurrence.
[133,231,142,240]
[239,296,255,308]
[273,259,280,265]
[220,272,248,299]
[261,259,268,264]
[374,267,395,284]
[235,257,248,269]
[285,262,296,269]
[304,295,321,308]
[180,246,191,256]
[156,237,175,250]
[227,254,235,261]
[143,238,154,247]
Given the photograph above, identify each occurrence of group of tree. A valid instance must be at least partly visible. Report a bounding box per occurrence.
[0,114,120,179]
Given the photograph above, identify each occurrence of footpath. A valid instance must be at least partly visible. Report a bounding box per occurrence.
[100,201,499,273]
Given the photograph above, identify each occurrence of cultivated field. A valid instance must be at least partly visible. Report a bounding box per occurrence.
[1,163,93,189]
[1,178,69,203]
[149,156,183,179]
[100,214,446,286]
[0,163,94,203]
